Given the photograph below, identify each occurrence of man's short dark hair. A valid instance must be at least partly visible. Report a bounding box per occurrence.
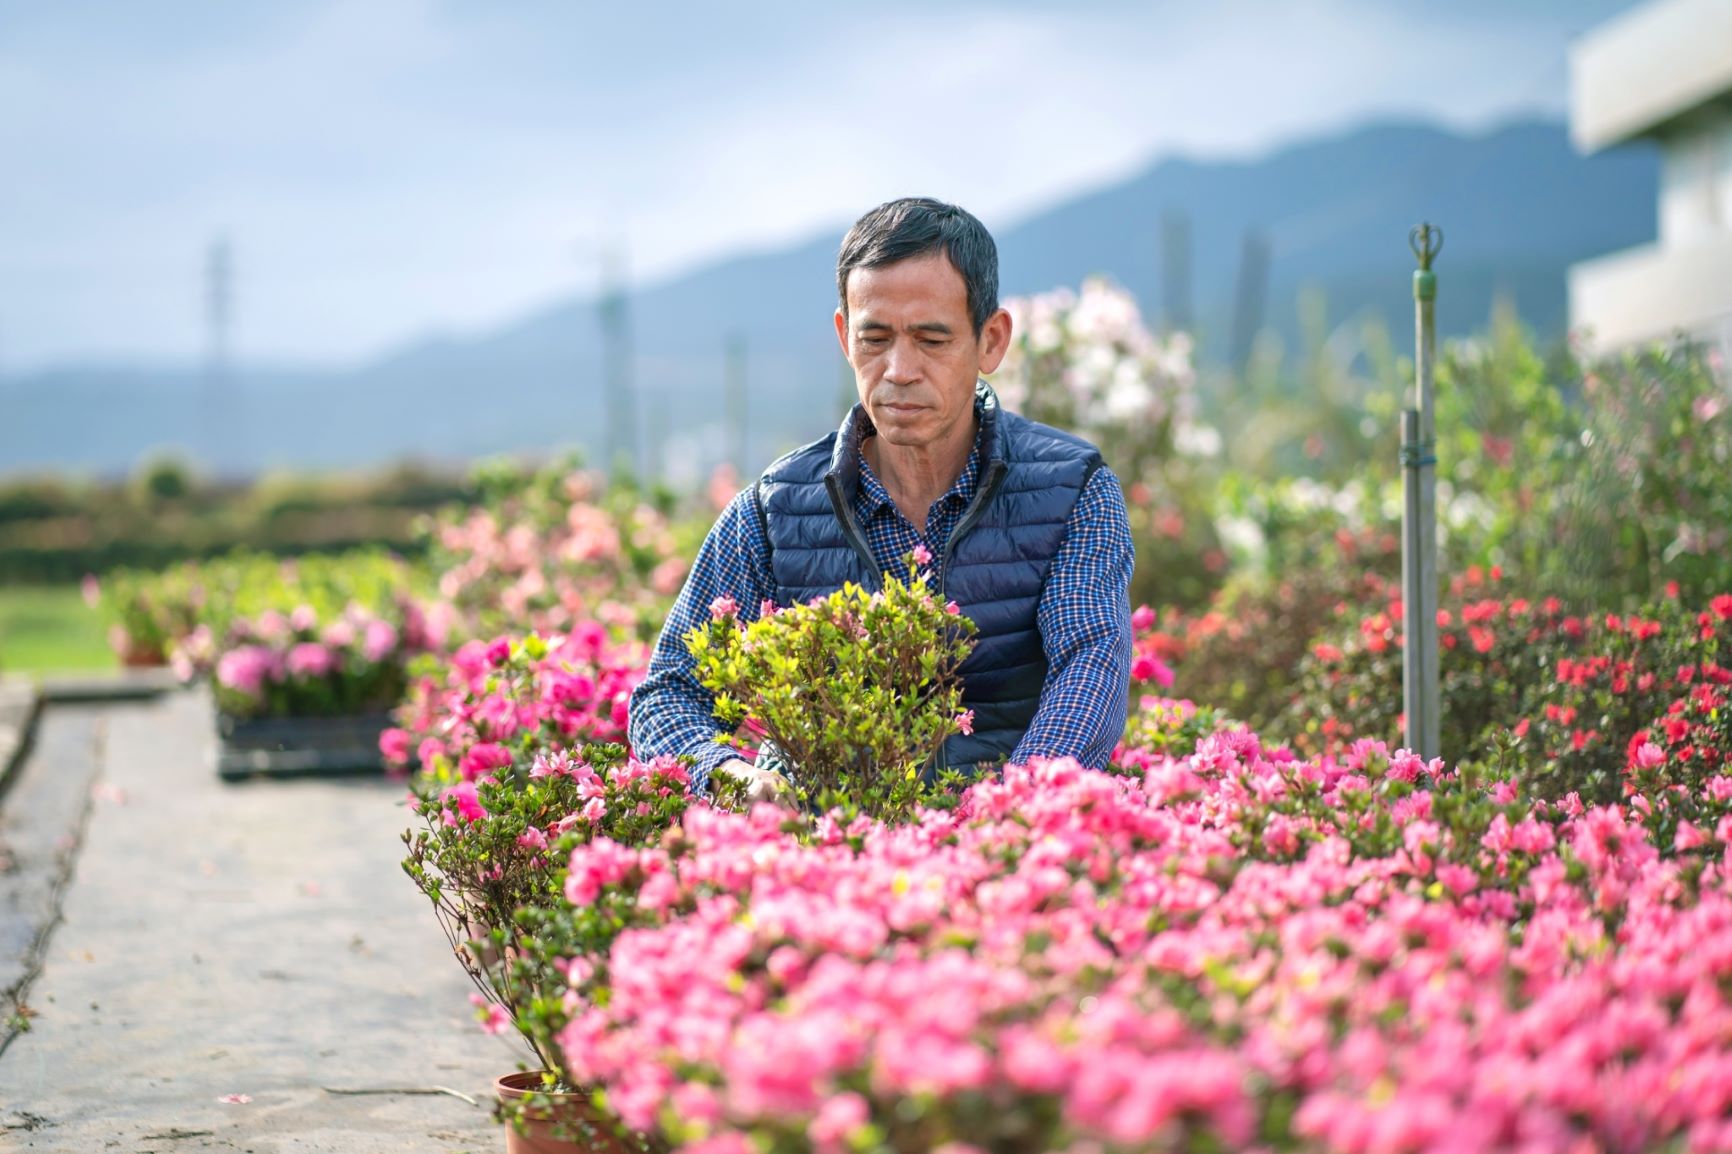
[836,197,999,336]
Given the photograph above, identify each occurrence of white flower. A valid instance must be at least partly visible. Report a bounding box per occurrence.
[1173,421,1222,458]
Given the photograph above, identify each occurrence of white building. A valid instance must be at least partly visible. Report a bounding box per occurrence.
[1568,0,1732,358]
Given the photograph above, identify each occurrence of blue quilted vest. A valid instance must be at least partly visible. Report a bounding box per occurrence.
[753,381,1103,769]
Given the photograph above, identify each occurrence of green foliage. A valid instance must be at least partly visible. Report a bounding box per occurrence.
[132,455,195,504]
[1542,343,1732,605]
[1283,575,1732,807]
[1162,549,1395,733]
[402,742,745,1083]
[1114,696,1235,771]
[98,548,428,668]
[990,277,1226,611]
[685,560,976,820]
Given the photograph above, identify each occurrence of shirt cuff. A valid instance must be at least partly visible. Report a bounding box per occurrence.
[685,739,744,794]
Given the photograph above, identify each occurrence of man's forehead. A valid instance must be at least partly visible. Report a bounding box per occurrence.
[844,254,969,319]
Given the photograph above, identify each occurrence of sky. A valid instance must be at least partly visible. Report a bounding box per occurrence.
[0,0,1639,374]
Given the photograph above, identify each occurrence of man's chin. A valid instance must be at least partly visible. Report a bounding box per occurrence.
[868,423,931,449]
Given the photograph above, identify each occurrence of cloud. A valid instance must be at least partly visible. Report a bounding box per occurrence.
[0,0,1636,371]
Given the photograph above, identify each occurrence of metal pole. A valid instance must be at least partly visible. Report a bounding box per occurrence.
[598,244,636,480]
[726,333,748,473]
[1402,223,1443,760]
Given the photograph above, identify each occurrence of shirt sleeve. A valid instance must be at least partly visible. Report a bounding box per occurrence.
[1009,465,1134,769]
[627,486,775,791]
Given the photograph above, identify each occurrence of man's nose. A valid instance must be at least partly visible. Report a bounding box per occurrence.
[883,340,920,385]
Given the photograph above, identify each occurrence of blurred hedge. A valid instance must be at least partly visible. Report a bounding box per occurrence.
[0,459,474,582]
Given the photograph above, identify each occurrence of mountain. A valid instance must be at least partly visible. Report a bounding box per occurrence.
[0,119,1658,480]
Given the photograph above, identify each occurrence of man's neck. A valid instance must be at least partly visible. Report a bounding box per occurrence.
[863,413,978,530]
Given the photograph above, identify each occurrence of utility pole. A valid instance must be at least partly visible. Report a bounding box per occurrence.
[1228,227,1270,376]
[1160,209,1193,334]
[1402,223,1444,761]
[206,235,233,394]
[595,244,637,480]
[725,333,748,473]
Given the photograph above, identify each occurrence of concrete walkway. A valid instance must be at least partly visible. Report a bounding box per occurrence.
[0,690,523,1152]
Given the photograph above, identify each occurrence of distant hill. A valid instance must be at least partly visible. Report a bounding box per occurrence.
[0,119,1657,480]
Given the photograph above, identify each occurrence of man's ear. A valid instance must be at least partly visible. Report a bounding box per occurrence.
[976,307,1013,375]
[833,307,850,363]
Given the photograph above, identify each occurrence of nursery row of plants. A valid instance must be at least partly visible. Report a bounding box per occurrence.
[82,281,1732,1151]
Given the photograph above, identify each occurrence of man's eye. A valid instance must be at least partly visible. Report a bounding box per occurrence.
[860,336,889,347]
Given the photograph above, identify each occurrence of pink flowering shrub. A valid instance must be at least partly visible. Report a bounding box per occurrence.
[88,562,208,666]
[1290,569,1732,804]
[208,601,441,719]
[684,559,976,818]
[991,278,1222,612]
[403,742,746,1093]
[427,459,702,644]
[94,548,439,718]
[551,737,1732,1154]
[1113,695,1233,767]
[1130,535,1399,730]
[383,628,648,781]
[182,553,440,719]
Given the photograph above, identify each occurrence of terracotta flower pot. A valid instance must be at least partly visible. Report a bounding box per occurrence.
[494,1072,631,1154]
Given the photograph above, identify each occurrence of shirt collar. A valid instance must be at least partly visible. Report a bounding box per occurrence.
[854,419,984,522]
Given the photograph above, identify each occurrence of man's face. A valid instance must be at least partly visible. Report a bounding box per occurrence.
[835,252,1011,454]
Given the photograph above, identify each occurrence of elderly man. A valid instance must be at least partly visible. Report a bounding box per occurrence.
[629,196,1134,800]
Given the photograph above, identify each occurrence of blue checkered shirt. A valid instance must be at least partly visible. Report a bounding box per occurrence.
[629,424,1134,789]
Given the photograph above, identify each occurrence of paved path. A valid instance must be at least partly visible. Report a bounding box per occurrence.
[0,690,522,1152]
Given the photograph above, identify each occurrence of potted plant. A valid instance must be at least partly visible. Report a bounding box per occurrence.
[683,554,977,820]
[122,550,442,778]
[402,634,744,1152]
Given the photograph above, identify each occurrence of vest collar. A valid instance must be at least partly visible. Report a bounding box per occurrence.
[827,379,1005,494]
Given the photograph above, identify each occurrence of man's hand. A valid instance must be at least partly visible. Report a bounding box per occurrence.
[716,757,792,806]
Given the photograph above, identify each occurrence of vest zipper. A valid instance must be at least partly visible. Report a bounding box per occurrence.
[939,460,1008,595]
[825,474,883,592]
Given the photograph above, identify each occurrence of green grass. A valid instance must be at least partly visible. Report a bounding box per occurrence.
[0,584,117,674]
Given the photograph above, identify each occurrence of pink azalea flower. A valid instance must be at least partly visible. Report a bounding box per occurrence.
[1633,741,1666,770]
[440,781,487,823]
[1130,653,1175,688]
[361,618,398,663]
[470,992,511,1035]
[710,594,739,620]
[321,619,356,648]
[216,646,279,698]
[1675,820,1709,851]
[955,709,975,736]
[810,1092,870,1151]
[911,543,933,567]
[286,642,336,680]
[378,727,412,764]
